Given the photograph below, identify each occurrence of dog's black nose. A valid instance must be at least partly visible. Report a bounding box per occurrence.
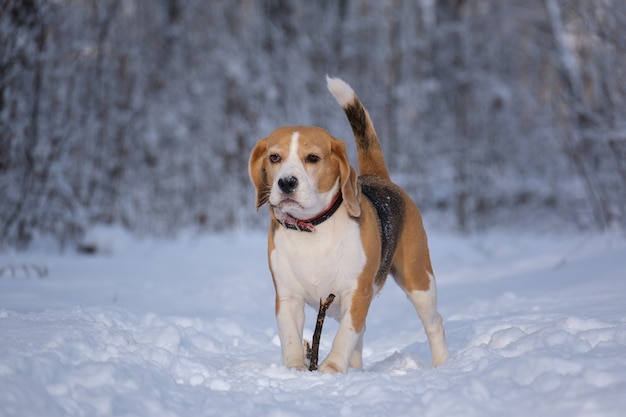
[278,176,298,193]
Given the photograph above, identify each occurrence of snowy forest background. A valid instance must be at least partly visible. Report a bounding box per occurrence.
[2,0,626,249]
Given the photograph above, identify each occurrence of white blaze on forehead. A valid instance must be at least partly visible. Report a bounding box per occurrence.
[287,131,300,163]
[277,131,302,177]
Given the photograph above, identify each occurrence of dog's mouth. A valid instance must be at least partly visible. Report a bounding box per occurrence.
[275,198,303,212]
[271,196,309,221]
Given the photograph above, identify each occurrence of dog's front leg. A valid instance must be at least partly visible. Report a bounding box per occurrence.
[318,295,369,373]
[318,316,362,373]
[349,329,364,369]
[276,296,307,370]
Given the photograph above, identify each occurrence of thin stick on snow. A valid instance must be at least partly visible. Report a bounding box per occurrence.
[308,293,335,371]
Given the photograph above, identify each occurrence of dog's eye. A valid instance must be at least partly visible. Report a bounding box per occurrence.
[305,154,321,164]
[269,154,281,164]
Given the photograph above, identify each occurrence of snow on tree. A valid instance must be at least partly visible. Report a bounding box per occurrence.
[1,0,626,248]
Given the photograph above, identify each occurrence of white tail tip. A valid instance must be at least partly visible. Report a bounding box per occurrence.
[326,75,355,108]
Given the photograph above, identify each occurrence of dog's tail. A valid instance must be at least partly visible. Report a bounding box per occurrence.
[326,76,390,180]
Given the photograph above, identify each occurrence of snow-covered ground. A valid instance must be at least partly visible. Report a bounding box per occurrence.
[1,227,625,417]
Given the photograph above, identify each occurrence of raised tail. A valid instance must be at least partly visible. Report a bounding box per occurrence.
[326,76,390,180]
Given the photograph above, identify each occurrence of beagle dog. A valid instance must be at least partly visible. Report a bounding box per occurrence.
[249,77,449,373]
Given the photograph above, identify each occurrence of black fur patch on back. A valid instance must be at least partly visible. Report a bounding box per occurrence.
[359,174,406,286]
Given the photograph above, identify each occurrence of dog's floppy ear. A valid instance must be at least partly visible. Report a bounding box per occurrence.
[332,139,360,217]
[249,138,270,211]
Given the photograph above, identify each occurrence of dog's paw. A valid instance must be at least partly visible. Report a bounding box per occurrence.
[285,362,307,371]
[317,360,345,374]
[432,349,449,368]
[284,358,307,371]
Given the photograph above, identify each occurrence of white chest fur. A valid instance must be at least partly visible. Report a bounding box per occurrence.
[270,207,366,314]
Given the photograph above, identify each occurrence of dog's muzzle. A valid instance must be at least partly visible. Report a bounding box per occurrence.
[278,176,299,194]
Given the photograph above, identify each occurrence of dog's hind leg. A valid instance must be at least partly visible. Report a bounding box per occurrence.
[392,223,449,367]
[393,268,448,367]
[403,277,449,367]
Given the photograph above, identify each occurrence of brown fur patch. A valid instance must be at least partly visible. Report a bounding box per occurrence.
[349,201,380,333]
[267,222,280,315]
[391,201,433,293]
[249,139,270,210]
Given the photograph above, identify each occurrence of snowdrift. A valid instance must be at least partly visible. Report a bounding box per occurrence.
[1,230,625,416]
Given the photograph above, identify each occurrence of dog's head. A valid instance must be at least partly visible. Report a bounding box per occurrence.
[249,126,360,220]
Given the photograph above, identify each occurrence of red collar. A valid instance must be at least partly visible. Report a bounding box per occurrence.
[273,192,343,232]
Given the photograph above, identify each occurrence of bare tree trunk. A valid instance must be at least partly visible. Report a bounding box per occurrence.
[333,0,348,65]
[385,0,402,169]
[543,0,609,230]
[435,0,469,233]
[1,1,47,245]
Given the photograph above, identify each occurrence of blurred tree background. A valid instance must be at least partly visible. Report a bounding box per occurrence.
[1,0,626,248]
